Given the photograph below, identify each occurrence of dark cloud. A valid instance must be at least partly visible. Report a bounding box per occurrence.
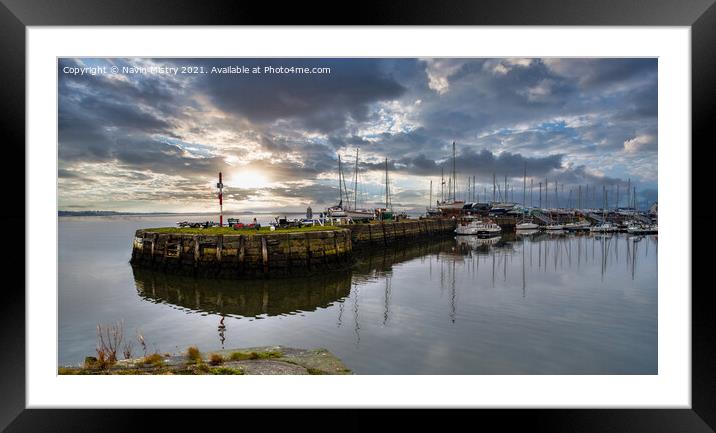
[190,59,406,133]
[58,57,658,211]
[361,148,564,180]
[58,169,82,179]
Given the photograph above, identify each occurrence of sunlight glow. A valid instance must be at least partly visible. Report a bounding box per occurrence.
[226,170,271,189]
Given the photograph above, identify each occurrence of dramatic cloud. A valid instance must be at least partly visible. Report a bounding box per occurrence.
[623,134,656,153]
[58,58,658,212]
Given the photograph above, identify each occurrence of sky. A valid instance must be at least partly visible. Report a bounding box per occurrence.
[58,58,658,213]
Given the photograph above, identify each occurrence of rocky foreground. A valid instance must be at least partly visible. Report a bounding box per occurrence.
[58,346,351,375]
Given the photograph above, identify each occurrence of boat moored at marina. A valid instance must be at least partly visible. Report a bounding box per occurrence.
[455,217,502,236]
[590,222,618,232]
[516,221,539,230]
[626,223,658,234]
[564,220,591,231]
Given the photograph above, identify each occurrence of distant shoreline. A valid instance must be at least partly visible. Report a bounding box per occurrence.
[58,210,268,217]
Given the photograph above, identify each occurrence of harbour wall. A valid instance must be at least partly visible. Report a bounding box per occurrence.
[131,229,353,278]
[130,219,457,278]
[339,219,456,250]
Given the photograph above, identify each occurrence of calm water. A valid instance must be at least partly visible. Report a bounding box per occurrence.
[59,216,657,374]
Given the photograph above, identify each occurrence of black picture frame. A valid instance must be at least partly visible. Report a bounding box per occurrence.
[1,0,711,431]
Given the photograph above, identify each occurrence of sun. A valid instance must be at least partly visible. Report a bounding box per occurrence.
[226,170,271,189]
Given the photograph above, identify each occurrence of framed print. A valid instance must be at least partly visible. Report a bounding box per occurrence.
[2,0,713,431]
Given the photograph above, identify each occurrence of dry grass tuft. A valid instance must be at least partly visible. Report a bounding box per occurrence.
[186,346,201,363]
[208,353,224,366]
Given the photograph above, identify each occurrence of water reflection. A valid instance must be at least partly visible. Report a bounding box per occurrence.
[133,267,352,318]
[452,232,655,294]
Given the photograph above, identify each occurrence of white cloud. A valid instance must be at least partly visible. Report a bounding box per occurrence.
[519,79,555,102]
[421,59,465,94]
[623,134,655,153]
[483,58,534,76]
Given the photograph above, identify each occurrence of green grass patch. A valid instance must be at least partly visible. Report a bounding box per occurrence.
[194,363,210,373]
[142,225,339,235]
[210,366,245,375]
[229,350,282,361]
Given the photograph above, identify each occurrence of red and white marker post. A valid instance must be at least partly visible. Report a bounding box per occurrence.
[217,172,224,227]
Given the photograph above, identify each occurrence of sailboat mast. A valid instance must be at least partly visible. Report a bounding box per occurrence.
[523,163,526,207]
[337,155,343,204]
[353,148,359,210]
[555,181,558,208]
[586,184,589,209]
[539,182,542,208]
[473,176,476,202]
[429,180,433,209]
[492,173,496,202]
[545,179,549,208]
[504,175,507,203]
[530,178,534,207]
[341,161,349,207]
[385,157,389,209]
[452,141,457,201]
[603,185,607,217]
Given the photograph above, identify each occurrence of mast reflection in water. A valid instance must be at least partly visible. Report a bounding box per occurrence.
[59,218,657,374]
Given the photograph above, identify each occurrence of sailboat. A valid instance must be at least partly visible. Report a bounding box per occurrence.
[343,148,375,220]
[375,158,394,221]
[327,154,348,218]
[426,179,441,217]
[437,141,465,211]
[564,220,591,231]
[590,186,617,232]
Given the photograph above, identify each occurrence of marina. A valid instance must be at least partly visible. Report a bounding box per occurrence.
[131,139,657,279]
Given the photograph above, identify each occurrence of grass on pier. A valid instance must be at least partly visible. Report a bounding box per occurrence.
[142,225,340,235]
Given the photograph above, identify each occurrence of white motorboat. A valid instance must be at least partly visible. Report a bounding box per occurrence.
[455,218,502,236]
[590,222,617,232]
[564,220,591,231]
[516,221,539,230]
[626,223,658,234]
[543,224,565,230]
